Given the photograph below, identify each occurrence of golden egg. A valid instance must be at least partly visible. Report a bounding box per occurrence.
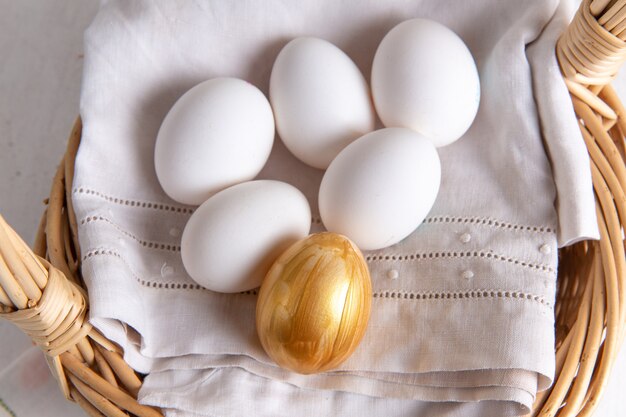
[256,232,372,374]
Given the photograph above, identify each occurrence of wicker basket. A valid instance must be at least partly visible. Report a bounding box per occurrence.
[1,0,625,416]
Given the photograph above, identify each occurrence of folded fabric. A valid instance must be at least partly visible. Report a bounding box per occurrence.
[141,367,534,417]
[73,0,597,416]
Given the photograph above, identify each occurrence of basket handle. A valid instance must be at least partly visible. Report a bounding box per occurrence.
[0,219,91,356]
[0,122,162,416]
[534,0,626,416]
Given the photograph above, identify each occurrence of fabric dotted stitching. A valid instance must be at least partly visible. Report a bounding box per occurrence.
[80,216,181,252]
[79,215,555,273]
[424,215,554,233]
[82,249,258,294]
[372,289,552,308]
[76,188,553,234]
[73,187,194,214]
[365,250,555,274]
[81,249,552,307]
[311,215,553,233]
[82,248,204,290]
[77,187,323,225]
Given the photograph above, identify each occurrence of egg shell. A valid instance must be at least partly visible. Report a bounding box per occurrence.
[155,77,275,205]
[371,18,480,147]
[270,37,375,169]
[319,128,441,250]
[181,180,311,293]
[256,232,371,374]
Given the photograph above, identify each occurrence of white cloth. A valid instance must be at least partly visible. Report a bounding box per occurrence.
[73,0,598,416]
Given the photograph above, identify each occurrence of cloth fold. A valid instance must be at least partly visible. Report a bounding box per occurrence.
[73,0,596,416]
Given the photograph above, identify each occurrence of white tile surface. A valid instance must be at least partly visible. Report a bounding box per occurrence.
[0,1,623,416]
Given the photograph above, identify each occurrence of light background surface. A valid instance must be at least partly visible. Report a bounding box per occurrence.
[0,1,624,416]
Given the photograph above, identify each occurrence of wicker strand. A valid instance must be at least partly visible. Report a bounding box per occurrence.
[46,160,74,282]
[0,252,29,309]
[533,264,594,417]
[70,387,108,417]
[590,0,613,17]
[575,204,618,417]
[33,207,48,260]
[597,0,626,22]
[0,263,92,356]
[600,84,626,132]
[61,352,162,417]
[64,119,81,257]
[77,337,96,367]
[92,347,120,389]
[0,216,43,304]
[95,344,142,398]
[67,373,130,417]
[0,284,12,307]
[559,0,626,83]
[559,258,605,417]
[2,217,48,288]
[578,121,626,231]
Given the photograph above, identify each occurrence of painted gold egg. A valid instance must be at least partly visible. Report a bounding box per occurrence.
[256,232,372,374]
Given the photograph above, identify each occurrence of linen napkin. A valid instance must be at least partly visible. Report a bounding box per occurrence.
[73,0,598,416]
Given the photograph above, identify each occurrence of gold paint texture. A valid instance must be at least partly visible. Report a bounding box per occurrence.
[256,232,372,374]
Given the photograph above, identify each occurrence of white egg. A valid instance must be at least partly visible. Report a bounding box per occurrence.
[270,37,375,169]
[155,78,275,205]
[181,180,311,293]
[319,128,440,251]
[371,19,480,147]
